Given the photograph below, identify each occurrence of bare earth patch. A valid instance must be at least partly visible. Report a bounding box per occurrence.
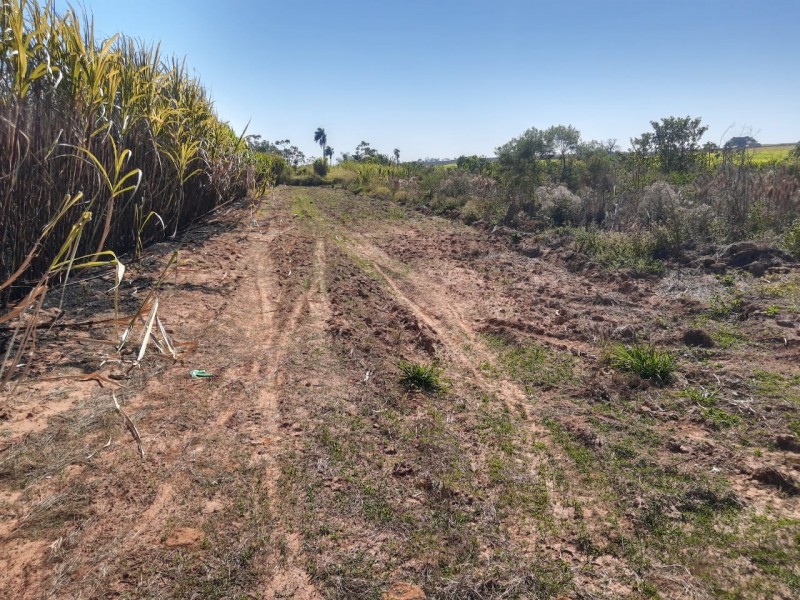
[2,186,799,598]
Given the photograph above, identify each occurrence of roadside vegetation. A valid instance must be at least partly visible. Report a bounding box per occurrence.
[257,120,800,277]
[0,0,280,308]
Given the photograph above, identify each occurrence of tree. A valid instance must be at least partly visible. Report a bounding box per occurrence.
[495,126,554,185]
[355,141,376,161]
[578,139,619,194]
[547,125,581,174]
[314,127,328,163]
[641,116,708,174]
[792,142,800,159]
[723,136,760,150]
[274,140,305,168]
[393,148,400,165]
[324,146,334,164]
[456,155,494,174]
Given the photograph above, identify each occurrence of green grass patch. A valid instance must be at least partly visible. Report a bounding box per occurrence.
[543,418,597,474]
[710,324,747,349]
[398,360,447,393]
[680,386,741,428]
[485,334,574,391]
[707,290,745,320]
[607,343,677,383]
[290,188,322,221]
[574,228,665,275]
[760,275,800,299]
[749,369,800,402]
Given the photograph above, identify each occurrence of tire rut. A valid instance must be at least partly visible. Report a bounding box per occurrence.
[347,235,543,429]
[248,235,326,600]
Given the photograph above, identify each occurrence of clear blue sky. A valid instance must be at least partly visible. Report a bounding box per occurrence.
[61,0,798,160]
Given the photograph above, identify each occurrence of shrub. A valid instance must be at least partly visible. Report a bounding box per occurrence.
[536,185,583,226]
[313,158,329,177]
[371,185,392,200]
[288,173,327,186]
[782,219,800,259]
[250,152,288,190]
[461,196,506,225]
[608,343,677,383]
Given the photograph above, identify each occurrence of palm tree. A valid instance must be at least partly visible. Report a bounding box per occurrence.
[393,148,400,165]
[324,146,334,164]
[314,127,327,163]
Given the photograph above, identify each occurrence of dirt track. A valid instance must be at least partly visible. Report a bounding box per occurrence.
[2,187,800,599]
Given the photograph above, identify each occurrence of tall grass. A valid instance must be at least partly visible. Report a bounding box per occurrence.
[0,0,265,306]
[0,0,279,384]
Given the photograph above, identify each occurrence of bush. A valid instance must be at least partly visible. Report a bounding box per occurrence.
[288,173,327,186]
[327,166,358,189]
[574,229,664,275]
[461,196,506,225]
[371,185,392,200]
[313,158,329,177]
[783,219,800,259]
[536,185,583,226]
[250,152,288,189]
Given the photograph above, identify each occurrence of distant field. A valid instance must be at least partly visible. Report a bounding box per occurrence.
[424,144,798,171]
[750,143,796,164]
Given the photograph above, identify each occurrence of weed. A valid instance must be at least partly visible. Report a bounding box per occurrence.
[765,304,781,317]
[574,229,665,275]
[543,418,596,474]
[478,411,518,455]
[749,370,800,405]
[711,324,747,349]
[782,219,800,259]
[701,407,742,429]
[761,276,799,299]
[608,343,677,383]
[716,274,736,287]
[398,360,447,393]
[708,291,745,319]
[680,386,741,428]
[680,385,719,407]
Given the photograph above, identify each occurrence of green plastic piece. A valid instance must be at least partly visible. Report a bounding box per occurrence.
[190,369,214,379]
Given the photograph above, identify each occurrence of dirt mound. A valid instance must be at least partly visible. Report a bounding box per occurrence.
[722,241,795,275]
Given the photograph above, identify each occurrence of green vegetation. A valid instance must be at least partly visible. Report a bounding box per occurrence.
[398,360,447,393]
[0,0,273,308]
[782,219,800,259]
[680,386,741,428]
[292,117,799,278]
[707,290,745,319]
[484,334,574,391]
[608,343,677,382]
[631,115,709,175]
[574,228,665,274]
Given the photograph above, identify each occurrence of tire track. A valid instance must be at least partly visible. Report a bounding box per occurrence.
[347,235,542,424]
[251,236,326,600]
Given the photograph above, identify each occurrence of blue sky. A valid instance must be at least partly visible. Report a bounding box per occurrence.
[62,0,798,160]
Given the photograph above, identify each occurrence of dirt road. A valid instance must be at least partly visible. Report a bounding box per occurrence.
[2,187,799,598]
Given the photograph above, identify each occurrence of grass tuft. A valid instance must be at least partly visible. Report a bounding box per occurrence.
[608,343,677,383]
[398,360,446,393]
